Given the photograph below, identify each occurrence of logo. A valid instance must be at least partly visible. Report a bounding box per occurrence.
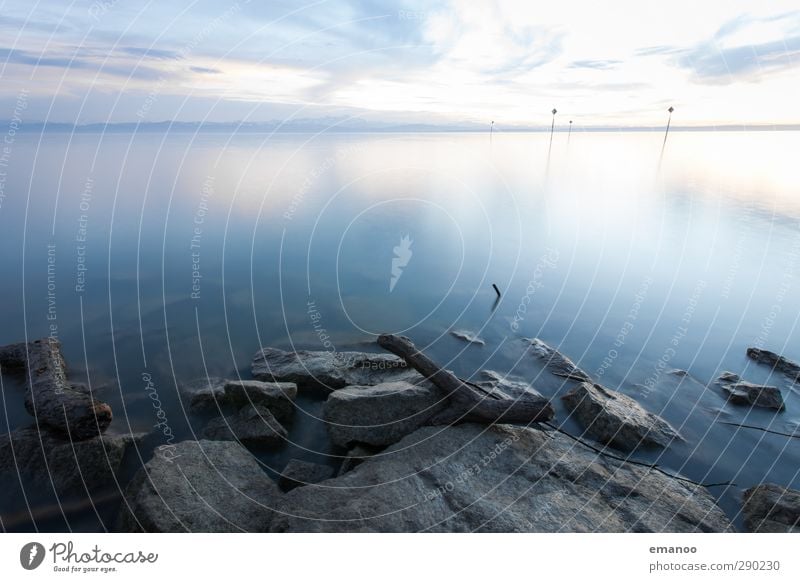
[389,235,413,292]
[20,542,45,570]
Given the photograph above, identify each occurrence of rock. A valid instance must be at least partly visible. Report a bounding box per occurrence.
[252,346,423,391]
[203,404,288,447]
[323,381,446,447]
[449,330,485,346]
[747,347,800,382]
[477,370,544,398]
[0,339,113,439]
[0,426,138,496]
[118,440,279,532]
[279,460,335,492]
[716,373,784,410]
[223,380,297,421]
[270,423,732,532]
[180,376,227,414]
[743,483,800,533]
[562,382,681,451]
[525,338,591,382]
[338,444,379,476]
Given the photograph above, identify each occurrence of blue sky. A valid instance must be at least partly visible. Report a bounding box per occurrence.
[1,0,798,127]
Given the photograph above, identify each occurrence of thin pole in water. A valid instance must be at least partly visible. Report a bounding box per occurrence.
[549,108,557,145]
[663,106,674,144]
[568,120,573,137]
[490,120,494,141]
[492,283,501,298]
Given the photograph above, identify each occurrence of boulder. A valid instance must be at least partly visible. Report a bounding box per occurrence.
[747,347,800,382]
[716,373,784,411]
[743,483,800,533]
[525,338,591,382]
[338,444,379,476]
[279,460,335,492]
[0,426,138,496]
[180,376,227,414]
[251,346,423,390]
[477,370,544,399]
[562,382,681,451]
[117,440,279,532]
[270,423,732,532]
[0,339,113,439]
[203,404,288,447]
[449,330,485,346]
[323,381,446,447]
[223,380,297,421]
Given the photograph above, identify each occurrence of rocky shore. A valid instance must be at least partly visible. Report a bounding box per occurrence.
[2,336,798,532]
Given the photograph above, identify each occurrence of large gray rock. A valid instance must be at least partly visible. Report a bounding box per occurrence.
[323,381,446,447]
[252,346,423,390]
[743,483,800,533]
[118,440,279,532]
[0,426,138,496]
[224,380,297,421]
[270,423,732,532]
[747,347,800,382]
[477,370,544,399]
[279,460,335,492]
[715,373,784,410]
[562,382,681,451]
[525,338,591,381]
[203,404,288,447]
[180,376,227,414]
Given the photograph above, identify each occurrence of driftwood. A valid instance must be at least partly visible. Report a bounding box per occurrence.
[376,334,554,425]
[0,338,112,440]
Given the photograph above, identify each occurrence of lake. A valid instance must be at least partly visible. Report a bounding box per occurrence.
[1,129,798,531]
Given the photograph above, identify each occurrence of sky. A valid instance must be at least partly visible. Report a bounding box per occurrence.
[0,0,798,128]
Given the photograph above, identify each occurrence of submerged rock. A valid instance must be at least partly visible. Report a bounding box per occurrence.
[0,427,139,496]
[449,330,486,346]
[747,347,800,382]
[743,483,800,533]
[524,338,591,382]
[0,339,113,440]
[118,440,279,532]
[323,381,446,447]
[562,382,681,451]
[223,380,297,421]
[716,373,784,410]
[203,404,288,447]
[279,459,335,492]
[270,423,732,532]
[252,346,423,390]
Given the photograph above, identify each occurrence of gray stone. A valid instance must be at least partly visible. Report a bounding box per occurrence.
[180,376,227,414]
[525,338,591,381]
[323,381,446,447]
[747,347,800,382]
[743,483,800,533]
[270,423,732,532]
[716,374,784,411]
[338,444,378,476]
[223,380,297,421]
[203,404,288,447]
[477,370,544,399]
[252,346,424,390]
[450,330,485,346]
[118,440,279,532]
[562,382,681,451]
[279,459,335,492]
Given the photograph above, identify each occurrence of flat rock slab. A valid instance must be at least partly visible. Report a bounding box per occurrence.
[0,427,138,496]
[743,483,800,532]
[449,330,485,346]
[223,380,297,421]
[477,370,544,399]
[716,373,784,410]
[562,382,681,451]
[252,346,424,390]
[203,404,288,447]
[525,338,591,382]
[323,381,447,447]
[180,377,227,414]
[279,459,336,492]
[270,423,732,532]
[118,440,279,532]
[747,347,800,382]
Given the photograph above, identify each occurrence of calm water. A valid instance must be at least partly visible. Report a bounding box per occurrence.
[1,130,798,531]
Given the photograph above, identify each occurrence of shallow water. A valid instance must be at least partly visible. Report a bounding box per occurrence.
[1,130,798,531]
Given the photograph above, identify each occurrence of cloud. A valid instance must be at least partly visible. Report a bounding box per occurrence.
[569,59,622,69]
